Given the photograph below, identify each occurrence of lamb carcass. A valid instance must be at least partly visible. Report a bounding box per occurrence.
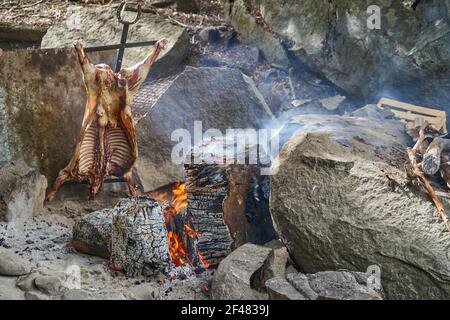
[47,38,168,201]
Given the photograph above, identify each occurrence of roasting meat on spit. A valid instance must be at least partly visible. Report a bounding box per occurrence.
[47,38,168,201]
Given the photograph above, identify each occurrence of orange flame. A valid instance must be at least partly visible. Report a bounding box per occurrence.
[167,231,187,267]
[150,182,191,266]
[149,182,204,267]
[172,181,188,214]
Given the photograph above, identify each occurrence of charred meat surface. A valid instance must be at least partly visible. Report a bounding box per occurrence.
[47,38,168,201]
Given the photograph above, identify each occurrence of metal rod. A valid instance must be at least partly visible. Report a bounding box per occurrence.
[83,41,157,53]
[65,178,126,185]
[115,23,129,72]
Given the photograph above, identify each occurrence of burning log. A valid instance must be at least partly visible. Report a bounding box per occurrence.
[111,197,171,277]
[184,139,278,267]
[47,38,168,201]
[406,122,450,232]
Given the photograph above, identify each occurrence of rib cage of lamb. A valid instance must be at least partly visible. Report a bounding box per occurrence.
[47,38,168,202]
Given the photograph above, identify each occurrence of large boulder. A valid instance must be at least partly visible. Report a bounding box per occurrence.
[0,160,47,227]
[41,5,190,77]
[270,114,450,299]
[222,0,450,115]
[136,66,275,190]
[0,247,32,276]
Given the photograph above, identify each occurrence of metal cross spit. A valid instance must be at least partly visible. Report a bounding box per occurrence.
[84,0,157,72]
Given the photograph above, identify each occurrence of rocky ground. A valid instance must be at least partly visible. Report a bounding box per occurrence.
[0,194,212,300]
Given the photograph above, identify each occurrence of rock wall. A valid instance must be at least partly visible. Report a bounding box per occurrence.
[0,49,88,180]
[41,5,190,77]
[222,0,450,115]
[0,48,113,185]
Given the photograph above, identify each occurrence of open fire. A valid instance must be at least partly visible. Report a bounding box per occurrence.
[149,182,199,267]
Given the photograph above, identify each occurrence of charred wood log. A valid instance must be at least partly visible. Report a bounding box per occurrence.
[184,140,277,267]
[111,197,171,277]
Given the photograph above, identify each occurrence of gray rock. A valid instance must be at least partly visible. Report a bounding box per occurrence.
[136,66,275,190]
[128,283,160,300]
[285,265,298,275]
[253,243,289,290]
[266,270,382,300]
[265,276,306,300]
[0,276,25,300]
[351,104,395,120]
[72,209,112,259]
[222,0,288,66]
[211,243,272,300]
[283,271,382,300]
[111,198,170,277]
[223,0,450,114]
[16,271,42,292]
[319,95,346,111]
[0,160,47,227]
[286,273,318,300]
[199,27,222,43]
[304,271,382,300]
[34,275,63,296]
[62,289,94,301]
[270,114,450,299]
[0,247,31,276]
[41,6,190,77]
[24,291,51,300]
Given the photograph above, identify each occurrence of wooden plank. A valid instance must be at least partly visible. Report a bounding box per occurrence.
[378,97,447,133]
[378,98,446,118]
[390,110,442,125]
